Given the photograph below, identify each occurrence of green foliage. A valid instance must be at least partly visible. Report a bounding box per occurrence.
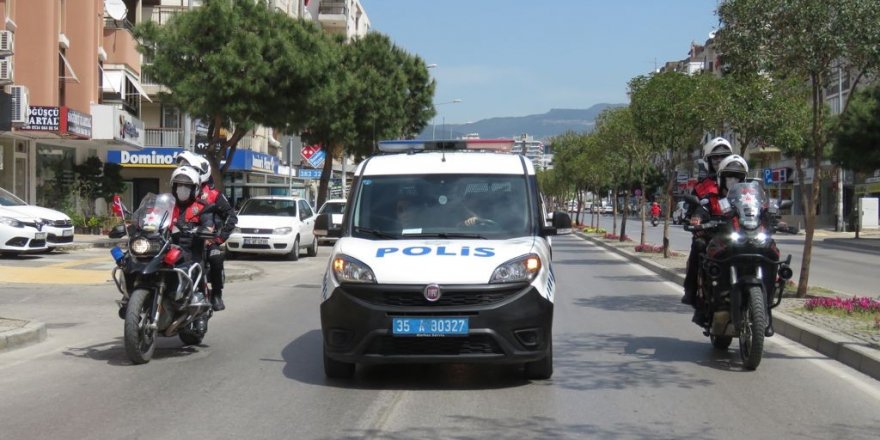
[832,84,880,172]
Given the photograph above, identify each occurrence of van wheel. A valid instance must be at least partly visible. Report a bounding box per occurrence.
[307,236,318,257]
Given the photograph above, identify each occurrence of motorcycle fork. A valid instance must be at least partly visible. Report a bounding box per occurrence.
[150,278,166,328]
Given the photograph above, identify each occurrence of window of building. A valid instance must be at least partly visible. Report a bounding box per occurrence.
[162,105,181,128]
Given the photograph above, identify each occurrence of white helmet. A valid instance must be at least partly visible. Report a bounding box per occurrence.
[702,137,733,173]
[176,151,211,184]
[716,154,749,189]
[170,166,201,204]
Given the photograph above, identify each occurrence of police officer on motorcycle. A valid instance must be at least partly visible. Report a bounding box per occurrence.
[176,151,237,312]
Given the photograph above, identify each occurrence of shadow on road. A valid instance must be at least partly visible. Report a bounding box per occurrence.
[62,336,207,366]
[280,329,529,390]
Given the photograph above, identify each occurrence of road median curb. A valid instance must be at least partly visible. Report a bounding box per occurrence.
[0,320,47,352]
[573,230,880,381]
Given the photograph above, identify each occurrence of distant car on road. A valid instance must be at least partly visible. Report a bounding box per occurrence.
[315,198,346,246]
[0,186,74,249]
[225,196,318,260]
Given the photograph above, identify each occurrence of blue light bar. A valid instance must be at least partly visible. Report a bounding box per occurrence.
[377,140,426,153]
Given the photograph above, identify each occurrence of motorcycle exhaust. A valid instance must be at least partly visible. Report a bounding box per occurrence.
[779,265,793,280]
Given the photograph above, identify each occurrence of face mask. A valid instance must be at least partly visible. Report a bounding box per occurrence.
[725,177,740,189]
[176,185,192,202]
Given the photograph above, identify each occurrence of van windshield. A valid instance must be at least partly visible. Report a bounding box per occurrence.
[352,174,531,240]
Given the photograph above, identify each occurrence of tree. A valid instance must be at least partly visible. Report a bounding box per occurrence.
[716,0,880,297]
[832,84,880,173]
[302,32,436,209]
[134,0,334,189]
[629,71,718,256]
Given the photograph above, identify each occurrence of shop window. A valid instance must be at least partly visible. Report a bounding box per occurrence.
[36,144,76,209]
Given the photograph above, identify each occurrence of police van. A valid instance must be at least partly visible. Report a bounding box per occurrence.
[320,139,558,379]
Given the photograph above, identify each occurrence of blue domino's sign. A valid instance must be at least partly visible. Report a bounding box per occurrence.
[107,147,184,167]
[226,149,279,174]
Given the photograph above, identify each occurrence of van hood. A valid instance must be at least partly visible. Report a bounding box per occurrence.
[336,236,537,284]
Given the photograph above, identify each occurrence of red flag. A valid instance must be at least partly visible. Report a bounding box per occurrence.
[111,195,127,218]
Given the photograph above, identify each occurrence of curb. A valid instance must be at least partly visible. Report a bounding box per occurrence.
[573,231,880,380]
[0,321,47,352]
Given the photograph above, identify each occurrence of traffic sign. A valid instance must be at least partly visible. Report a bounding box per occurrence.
[763,168,773,185]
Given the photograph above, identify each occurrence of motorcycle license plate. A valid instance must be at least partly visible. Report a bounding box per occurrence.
[392,317,469,337]
[243,237,269,245]
[35,232,47,240]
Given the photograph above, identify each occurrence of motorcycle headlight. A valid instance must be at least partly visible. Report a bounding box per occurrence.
[490,253,542,284]
[130,238,159,256]
[274,226,293,235]
[0,216,23,228]
[729,232,743,242]
[332,255,376,283]
[751,232,769,244]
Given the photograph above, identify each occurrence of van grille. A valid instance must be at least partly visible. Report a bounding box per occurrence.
[364,335,502,356]
[346,283,527,308]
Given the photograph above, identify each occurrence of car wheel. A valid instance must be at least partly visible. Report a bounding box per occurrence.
[287,237,300,261]
[307,236,318,257]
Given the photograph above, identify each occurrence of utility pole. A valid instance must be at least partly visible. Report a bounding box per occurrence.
[836,63,846,232]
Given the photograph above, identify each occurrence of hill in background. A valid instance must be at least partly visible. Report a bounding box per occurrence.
[419,103,626,141]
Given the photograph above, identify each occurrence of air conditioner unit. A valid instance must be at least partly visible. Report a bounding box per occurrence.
[7,85,28,126]
[0,30,12,55]
[0,58,12,84]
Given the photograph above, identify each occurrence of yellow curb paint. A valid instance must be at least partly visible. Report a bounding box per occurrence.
[0,265,110,285]
[47,256,110,269]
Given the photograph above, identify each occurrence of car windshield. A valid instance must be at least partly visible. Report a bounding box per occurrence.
[351,174,531,240]
[319,202,345,215]
[240,199,297,217]
[0,187,27,206]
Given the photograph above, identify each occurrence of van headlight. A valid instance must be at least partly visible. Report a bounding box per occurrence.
[332,254,376,283]
[490,253,541,283]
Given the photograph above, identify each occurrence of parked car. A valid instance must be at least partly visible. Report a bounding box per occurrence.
[315,198,346,246]
[225,196,318,260]
[0,186,74,249]
[672,201,688,225]
[0,206,49,256]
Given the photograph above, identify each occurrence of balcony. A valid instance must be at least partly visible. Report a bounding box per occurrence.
[318,0,348,31]
[103,20,141,74]
[144,128,183,147]
[145,5,189,26]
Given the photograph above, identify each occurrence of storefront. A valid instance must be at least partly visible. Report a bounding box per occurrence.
[106,147,183,210]
[222,149,307,208]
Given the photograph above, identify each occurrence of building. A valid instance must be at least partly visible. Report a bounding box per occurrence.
[511,134,546,171]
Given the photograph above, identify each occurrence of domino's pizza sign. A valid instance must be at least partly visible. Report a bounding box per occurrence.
[301,145,325,169]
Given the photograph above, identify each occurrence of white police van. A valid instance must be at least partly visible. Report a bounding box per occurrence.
[320,139,558,379]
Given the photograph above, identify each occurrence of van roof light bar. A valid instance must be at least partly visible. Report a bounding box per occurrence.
[377,139,514,153]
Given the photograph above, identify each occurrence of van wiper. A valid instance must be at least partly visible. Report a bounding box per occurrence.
[402,232,487,239]
[353,226,398,239]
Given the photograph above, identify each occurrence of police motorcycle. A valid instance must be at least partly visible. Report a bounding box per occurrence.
[683,181,794,370]
[108,193,215,364]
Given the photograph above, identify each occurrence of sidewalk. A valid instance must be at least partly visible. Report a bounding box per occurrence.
[0,235,262,352]
[574,230,880,381]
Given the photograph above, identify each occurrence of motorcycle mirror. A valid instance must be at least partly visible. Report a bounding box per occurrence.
[108,224,127,239]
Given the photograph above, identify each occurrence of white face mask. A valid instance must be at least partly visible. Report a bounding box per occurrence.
[725,177,740,190]
[175,185,193,202]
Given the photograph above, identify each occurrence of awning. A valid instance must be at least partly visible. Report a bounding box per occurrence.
[59,51,79,83]
[123,70,152,102]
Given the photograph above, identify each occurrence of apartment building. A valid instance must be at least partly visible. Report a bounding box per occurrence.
[0,0,148,210]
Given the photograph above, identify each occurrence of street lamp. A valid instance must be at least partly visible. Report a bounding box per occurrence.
[432,98,462,140]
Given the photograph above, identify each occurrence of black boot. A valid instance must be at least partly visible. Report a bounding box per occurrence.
[681,288,695,305]
[691,309,707,326]
[211,289,225,312]
[765,310,774,337]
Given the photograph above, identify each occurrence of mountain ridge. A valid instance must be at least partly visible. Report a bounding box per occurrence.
[419,103,626,141]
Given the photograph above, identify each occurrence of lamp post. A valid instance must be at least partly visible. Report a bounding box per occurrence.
[432,98,462,140]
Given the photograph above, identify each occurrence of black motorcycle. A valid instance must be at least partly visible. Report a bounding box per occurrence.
[109,193,214,364]
[683,181,793,370]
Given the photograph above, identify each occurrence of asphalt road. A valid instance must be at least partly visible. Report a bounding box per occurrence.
[1,236,879,439]
[590,214,880,297]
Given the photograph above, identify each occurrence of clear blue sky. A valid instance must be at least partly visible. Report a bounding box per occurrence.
[362,0,721,124]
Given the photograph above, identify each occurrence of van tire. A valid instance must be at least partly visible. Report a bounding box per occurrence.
[524,338,553,380]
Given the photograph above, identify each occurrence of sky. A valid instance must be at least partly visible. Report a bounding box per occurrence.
[362,0,722,124]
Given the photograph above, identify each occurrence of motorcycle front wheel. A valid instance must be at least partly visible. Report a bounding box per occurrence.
[739,286,767,370]
[124,288,158,365]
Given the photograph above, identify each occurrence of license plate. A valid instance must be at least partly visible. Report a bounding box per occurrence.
[35,232,47,240]
[243,237,269,245]
[62,229,74,237]
[392,317,469,337]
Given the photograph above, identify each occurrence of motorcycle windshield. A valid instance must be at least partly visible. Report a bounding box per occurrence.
[727,181,766,230]
[132,193,175,233]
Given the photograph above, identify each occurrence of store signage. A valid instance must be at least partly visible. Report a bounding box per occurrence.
[301,144,325,169]
[22,106,92,139]
[113,109,144,148]
[227,149,279,174]
[107,147,183,167]
[299,169,322,179]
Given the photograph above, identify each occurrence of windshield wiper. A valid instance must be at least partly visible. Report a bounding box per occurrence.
[353,226,398,239]
[401,232,487,239]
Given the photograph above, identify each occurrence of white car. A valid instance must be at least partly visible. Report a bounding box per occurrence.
[225,196,318,260]
[0,186,75,249]
[0,206,49,256]
[315,198,346,245]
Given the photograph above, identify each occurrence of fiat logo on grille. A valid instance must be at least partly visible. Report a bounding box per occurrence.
[424,283,441,302]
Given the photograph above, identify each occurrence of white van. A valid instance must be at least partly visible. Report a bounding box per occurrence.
[320,139,557,379]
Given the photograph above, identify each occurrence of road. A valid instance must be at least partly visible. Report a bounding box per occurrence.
[1,237,879,439]
[588,214,880,297]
